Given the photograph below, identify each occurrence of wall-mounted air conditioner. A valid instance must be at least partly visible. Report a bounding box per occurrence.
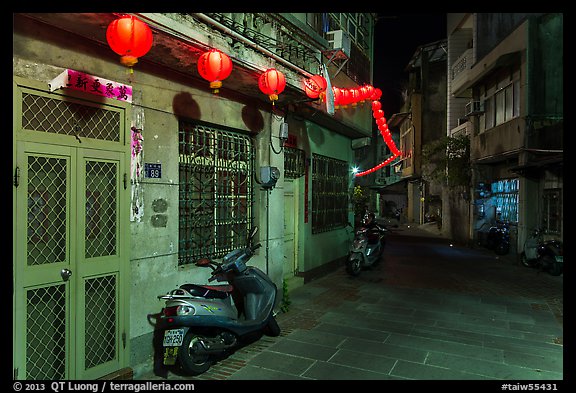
[326,30,351,59]
[465,100,484,116]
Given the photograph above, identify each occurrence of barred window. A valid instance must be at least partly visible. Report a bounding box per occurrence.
[178,121,254,266]
[284,146,306,179]
[311,154,349,233]
[491,178,519,223]
[542,188,562,235]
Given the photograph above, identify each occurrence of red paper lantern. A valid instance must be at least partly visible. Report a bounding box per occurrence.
[349,88,360,106]
[371,88,382,101]
[371,100,382,112]
[332,87,342,108]
[197,49,233,93]
[106,15,153,68]
[340,89,351,107]
[303,74,327,99]
[259,68,286,103]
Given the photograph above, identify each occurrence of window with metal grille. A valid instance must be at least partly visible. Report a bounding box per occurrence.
[311,153,349,233]
[542,188,562,235]
[284,146,306,179]
[178,121,254,266]
[491,178,519,223]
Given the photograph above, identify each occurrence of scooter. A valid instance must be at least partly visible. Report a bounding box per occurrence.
[157,226,281,376]
[520,227,563,276]
[346,220,387,276]
[485,219,511,255]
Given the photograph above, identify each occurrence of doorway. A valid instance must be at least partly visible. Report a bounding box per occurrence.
[13,78,130,379]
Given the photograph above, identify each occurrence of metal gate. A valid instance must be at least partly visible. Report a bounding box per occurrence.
[13,78,130,380]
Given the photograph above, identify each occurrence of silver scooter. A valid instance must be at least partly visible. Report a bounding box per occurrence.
[520,227,563,276]
[157,226,280,375]
[346,214,387,276]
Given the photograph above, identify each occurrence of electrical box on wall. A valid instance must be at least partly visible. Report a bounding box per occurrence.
[261,166,280,189]
[279,122,289,141]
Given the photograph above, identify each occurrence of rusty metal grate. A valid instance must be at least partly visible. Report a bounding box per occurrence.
[27,155,67,266]
[26,285,66,380]
[22,93,121,142]
[84,275,117,369]
[311,153,349,234]
[284,146,306,179]
[85,160,117,258]
[178,121,254,266]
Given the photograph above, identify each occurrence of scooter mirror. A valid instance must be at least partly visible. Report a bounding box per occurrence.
[196,258,211,267]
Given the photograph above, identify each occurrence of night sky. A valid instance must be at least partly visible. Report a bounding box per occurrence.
[373,13,447,118]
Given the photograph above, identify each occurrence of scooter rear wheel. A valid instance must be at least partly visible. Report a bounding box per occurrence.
[544,255,563,276]
[178,332,213,375]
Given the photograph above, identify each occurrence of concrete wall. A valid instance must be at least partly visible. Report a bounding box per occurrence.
[303,120,354,274]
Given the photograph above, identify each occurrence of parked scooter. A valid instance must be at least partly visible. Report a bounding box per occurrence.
[157,226,280,376]
[346,213,387,276]
[520,227,563,276]
[485,219,511,255]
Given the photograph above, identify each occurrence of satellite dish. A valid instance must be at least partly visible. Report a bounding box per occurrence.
[321,64,335,115]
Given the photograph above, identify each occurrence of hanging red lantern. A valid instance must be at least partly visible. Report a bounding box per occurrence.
[258,68,286,104]
[340,88,351,108]
[197,49,233,94]
[303,74,327,99]
[371,88,382,101]
[332,87,342,109]
[371,100,382,112]
[106,15,153,68]
[349,88,360,106]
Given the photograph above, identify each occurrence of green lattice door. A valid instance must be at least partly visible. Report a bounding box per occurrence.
[13,79,130,380]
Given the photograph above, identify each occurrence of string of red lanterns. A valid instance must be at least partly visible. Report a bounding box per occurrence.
[104,18,399,176]
[302,74,401,176]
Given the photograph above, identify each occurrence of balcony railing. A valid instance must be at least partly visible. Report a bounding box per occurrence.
[450,48,472,95]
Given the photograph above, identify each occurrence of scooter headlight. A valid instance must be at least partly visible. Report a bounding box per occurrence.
[176,305,196,316]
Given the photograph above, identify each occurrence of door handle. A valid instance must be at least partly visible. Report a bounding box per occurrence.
[60,268,73,281]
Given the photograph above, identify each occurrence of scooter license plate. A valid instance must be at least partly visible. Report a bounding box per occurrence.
[555,256,563,263]
[163,328,185,347]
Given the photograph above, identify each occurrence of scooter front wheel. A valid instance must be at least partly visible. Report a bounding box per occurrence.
[178,332,213,375]
[346,257,362,276]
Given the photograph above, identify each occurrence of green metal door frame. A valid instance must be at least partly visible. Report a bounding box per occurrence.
[13,77,131,380]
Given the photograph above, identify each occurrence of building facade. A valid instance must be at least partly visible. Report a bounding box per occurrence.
[12,12,377,379]
[447,13,563,253]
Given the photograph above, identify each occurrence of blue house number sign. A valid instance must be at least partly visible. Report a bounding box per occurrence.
[144,163,161,178]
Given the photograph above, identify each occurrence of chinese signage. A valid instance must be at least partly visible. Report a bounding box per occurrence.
[49,69,132,103]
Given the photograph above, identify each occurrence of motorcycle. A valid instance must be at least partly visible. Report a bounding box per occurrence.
[520,227,563,276]
[485,219,511,255]
[346,217,387,276]
[157,226,281,376]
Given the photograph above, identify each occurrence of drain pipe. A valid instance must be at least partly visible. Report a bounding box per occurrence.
[192,13,314,79]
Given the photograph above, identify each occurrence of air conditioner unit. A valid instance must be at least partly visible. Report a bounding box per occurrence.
[326,30,351,59]
[351,137,371,149]
[465,100,484,116]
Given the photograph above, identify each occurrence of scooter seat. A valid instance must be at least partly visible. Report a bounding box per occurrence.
[179,283,233,299]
